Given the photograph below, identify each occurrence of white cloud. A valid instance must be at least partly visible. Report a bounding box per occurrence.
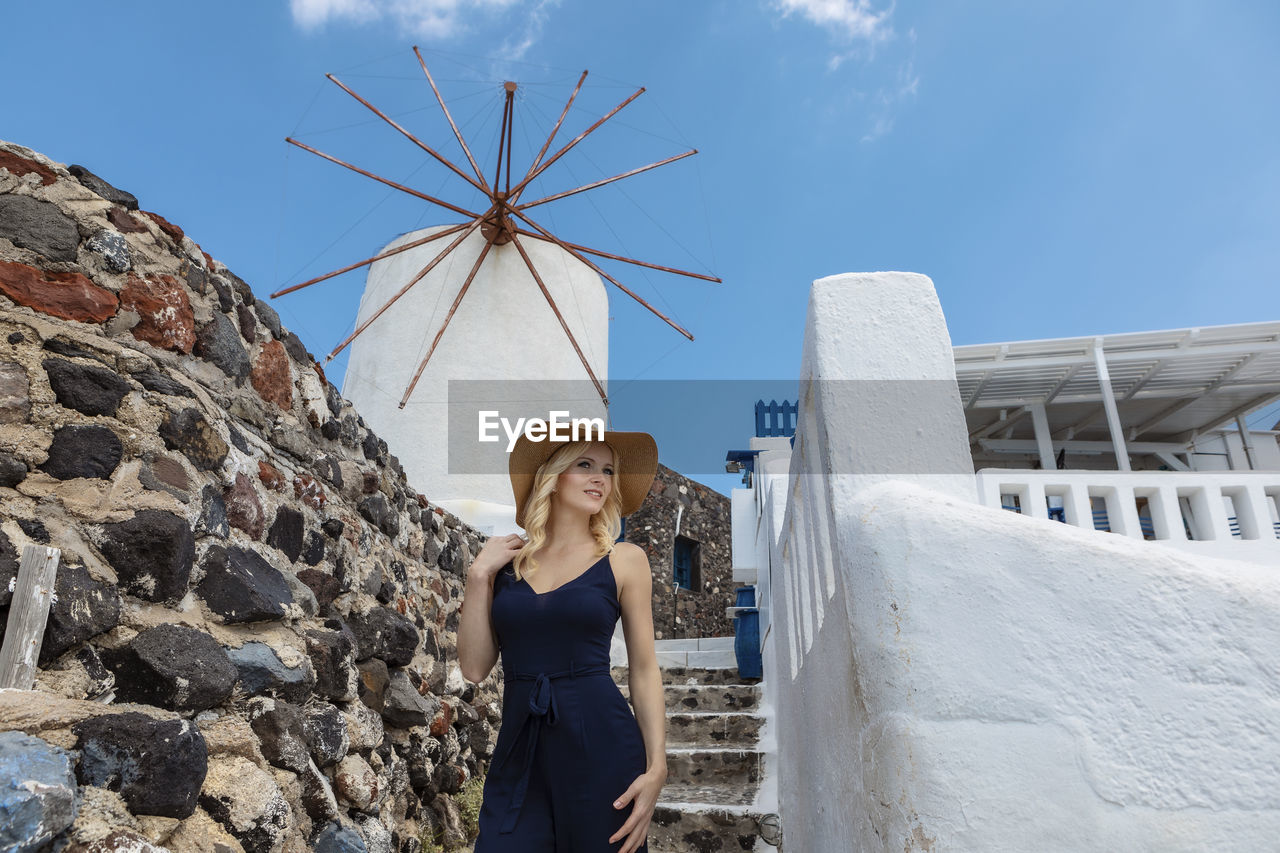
[773,0,893,42]
[289,0,536,41]
[861,57,919,142]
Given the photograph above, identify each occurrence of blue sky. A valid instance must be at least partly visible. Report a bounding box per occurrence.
[3,1,1278,494]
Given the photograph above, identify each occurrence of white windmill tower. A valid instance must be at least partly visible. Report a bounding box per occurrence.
[274,50,717,531]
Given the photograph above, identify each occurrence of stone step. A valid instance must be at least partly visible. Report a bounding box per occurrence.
[656,648,739,668]
[613,664,759,687]
[664,711,762,749]
[664,746,762,789]
[657,780,759,808]
[649,803,772,853]
[618,682,761,714]
[653,636,736,652]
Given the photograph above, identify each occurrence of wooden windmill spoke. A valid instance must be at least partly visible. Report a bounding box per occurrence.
[512,224,721,282]
[326,74,489,196]
[286,137,481,220]
[513,70,588,201]
[398,236,498,409]
[517,149,698,211]
[413,46,491,194]
[506,87,646,202]
[509,209,694,341]
[509,233,608,405]
[324,210,493,364]
[270,222,470,299]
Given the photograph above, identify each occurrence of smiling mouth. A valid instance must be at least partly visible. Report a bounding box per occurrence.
[585,490,603,498]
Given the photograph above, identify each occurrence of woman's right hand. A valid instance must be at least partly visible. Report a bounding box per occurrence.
[468,533,526,582]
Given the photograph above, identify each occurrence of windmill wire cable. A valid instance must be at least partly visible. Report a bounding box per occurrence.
[517,103,601,371]
[519,96,687,332]
[291,81,328,137]
[524,88,691,149]
[335,46,411,74]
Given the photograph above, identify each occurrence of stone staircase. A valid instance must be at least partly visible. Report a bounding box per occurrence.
[612,636,776,853]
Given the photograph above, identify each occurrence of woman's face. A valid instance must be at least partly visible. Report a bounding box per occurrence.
[551,443,615,518]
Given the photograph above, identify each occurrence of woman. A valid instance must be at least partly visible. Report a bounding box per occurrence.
[458,431,667,853]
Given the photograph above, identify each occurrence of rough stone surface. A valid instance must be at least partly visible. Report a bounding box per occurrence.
[626,462,736,639]
[102,623,236,712]
[66,828,170,852]
[0,730,78,851]
[223,473,265,539]
[120,275,196,354]
[0,193,80,261]
[247,698,310,774]
[314,822,367,853]
[98,509,195,603]
[40,559,122,664]
[69,164,139,209]
[382,671,439,729]
[0,531,20,608]
[252,300,283,340]
[0,150,57,186]
[87,228,131,273]
[228,642,315,703]
[199,756,292,853]
[294,474,326,510]
[297,569,342,613]
[0,452,24,487]
[349,607,419,667]
[306,626,358,702]
[302,702,350,767]
[74,712,208,819]
[250,339,292,410]
[106,207,147,233]
[158,407,228,472]
[41,424,122,480]
[334,754,379,810]
[195,312,250,383]
[0,259,117,323]
[358,494,399,539]
[0,141,490,852]
[43,357,132,417]
[0,360,30,423]
[133,368,194,398]
[357,659,389,713]
[197,545,294,624]
[197,484,230,537]
[267,506,304,563]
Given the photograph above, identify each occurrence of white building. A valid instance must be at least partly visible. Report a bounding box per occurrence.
[730,275,1280,852]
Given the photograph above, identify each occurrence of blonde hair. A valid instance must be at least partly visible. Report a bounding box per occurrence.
[513,440,623,581]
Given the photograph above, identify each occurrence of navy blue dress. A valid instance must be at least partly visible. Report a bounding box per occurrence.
[473,552,650,852]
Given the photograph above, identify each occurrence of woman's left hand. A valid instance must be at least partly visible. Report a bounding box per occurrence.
[608,767,665,851]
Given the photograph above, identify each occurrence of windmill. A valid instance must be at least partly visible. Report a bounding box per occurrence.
[273,48,719,410]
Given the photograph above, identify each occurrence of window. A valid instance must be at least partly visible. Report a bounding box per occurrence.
[673,535,700,590]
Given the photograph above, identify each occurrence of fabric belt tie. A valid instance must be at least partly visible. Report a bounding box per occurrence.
[495,660,611,834]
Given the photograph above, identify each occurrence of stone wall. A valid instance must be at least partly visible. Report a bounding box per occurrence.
[624,463,735,639]
[0,139,501,853]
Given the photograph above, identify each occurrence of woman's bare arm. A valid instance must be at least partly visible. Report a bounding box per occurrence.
[457,533,525,683]
[614,542,667,779]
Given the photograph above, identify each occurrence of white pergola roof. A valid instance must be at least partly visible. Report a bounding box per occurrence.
[954,321,1280,451]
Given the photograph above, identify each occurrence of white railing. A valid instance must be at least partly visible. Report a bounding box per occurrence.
[977,469,1280,564]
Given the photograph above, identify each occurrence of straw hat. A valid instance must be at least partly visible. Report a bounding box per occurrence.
[508,430,658,528]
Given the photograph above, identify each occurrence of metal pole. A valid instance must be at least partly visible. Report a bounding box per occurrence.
[1093,340,1131,471]
[1236,415,1258,470]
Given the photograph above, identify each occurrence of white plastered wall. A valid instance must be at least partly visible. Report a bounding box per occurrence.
[342,226,607,528]
[765,271,1280,851]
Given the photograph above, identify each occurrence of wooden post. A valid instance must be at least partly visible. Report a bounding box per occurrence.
[0,545,61,690]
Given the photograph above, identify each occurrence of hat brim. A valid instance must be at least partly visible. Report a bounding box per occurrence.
[509,431,658,528]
